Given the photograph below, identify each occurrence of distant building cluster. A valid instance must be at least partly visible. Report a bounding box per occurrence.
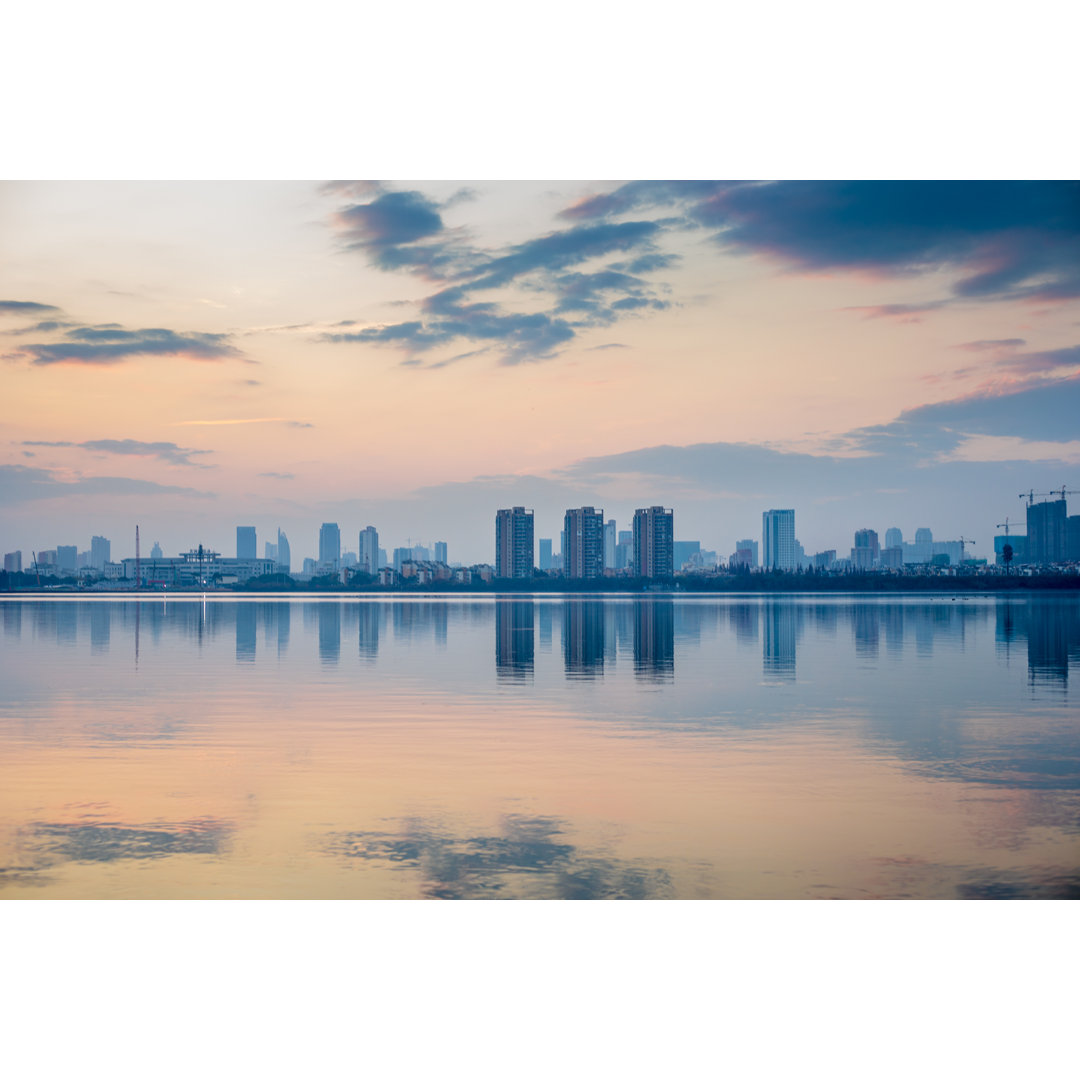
[4,490,1079,589]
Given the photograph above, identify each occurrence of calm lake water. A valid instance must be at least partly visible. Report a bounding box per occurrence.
[1,594,1078,899]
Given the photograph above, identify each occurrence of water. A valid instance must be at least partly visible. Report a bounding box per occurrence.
[1,594,1077,899]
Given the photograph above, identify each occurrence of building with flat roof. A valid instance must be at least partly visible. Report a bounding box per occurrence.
[319,523,341,571]
[564,507,604,580]
[495,506,534,579]
[633,507,674,578]
[359,526,379,576]
[237,526,256,560]
[1027,498,1067,564]
[762,509,796,571]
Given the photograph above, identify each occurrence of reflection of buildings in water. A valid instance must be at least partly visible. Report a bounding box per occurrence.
[614,602,634,660]
[236,603,256,663]
[318,603,341,665]
[811,603,838,637]
[633,599,674,682]
[996,601,1019,654]
[357,603,379,660]
[538,603,553,650]
[495,600,535,680]
[852,605,880,660]
[54,602,77,646]
[728,603,759,645]
[89,603,111,653]
[432,603,448,647]
[1,602,21,637]
[604,603,619,666]
[1026,600,1079,687]
[563,599,605,678]
[762,602,796,680]
[880,603,905,656]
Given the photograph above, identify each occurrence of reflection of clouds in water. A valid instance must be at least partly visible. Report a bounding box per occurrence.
[1,817,231,888]
[328,814,673,899]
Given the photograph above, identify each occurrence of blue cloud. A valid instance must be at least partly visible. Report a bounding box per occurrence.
[560,180,1080,303]
[0,464,216,505]
[22,438,213,467]
[11,326,243,366]
[0,300,62,316]
[323,187,673,364]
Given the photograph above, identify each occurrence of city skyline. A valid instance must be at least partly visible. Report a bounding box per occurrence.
[9,488,1079,580]
[2,181,1078,564]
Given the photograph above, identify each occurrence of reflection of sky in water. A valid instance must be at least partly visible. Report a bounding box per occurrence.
[0,595,1077,898]
[329,814,673,900]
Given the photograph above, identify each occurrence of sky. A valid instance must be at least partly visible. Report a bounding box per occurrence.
[2,180,1079,564]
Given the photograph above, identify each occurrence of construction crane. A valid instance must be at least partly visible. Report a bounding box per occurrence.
[31,551,42,588]
[1020,488,1079,506]
[958,536,976,562]
[996,519,1016,572]
[996,517,1013,536]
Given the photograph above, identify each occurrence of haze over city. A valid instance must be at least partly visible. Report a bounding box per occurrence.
[3,181,1078,564]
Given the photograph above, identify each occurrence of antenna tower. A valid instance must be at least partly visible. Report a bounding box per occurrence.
[135,525,141,592]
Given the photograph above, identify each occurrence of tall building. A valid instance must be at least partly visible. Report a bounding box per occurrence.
[563,507,605,580]
[277,529,291,573]
[434,541,447,565]
[91,535,111,570]
[615,530,633,570]
[264,541,278,561]
[735,539,758,568]
[3,551,21,573]
[1068,516,1080,562]
[495,506,534,579]
[885,527,903,550]
[149,541,163,561]
[237,526,257,560]
[633,506,674,578]
[392,547,412,573]
[57,545,78,572]
[319,523,341,570]
[762,509,796,570]
[1027,498,1067,564]
[359,526,379,576]
[852,528,880,570]
[604,519,616,570]
[538,538,553,571]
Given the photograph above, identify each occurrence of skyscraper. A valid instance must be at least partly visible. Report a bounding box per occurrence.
[277,529,291,573]
[604,519,616,569]
[538,538,553,571]
[434,541,447,565]
[1027,498,1067,564]
[237,526,256,560]
[149,541,162,561]
[91,535,111,570]
[319,523,341,570]
[885,527,903,550]
[563,507,605,580]
[762,509,796,571]
[632,506,674,578]
[57,545,78,572]
[359,526,379,576]
[852,528,880,570]
[495,506,534,579]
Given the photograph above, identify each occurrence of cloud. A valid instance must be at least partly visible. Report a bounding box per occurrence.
[843,302,947,322]
[0,464,215,505]
[560,180,1080,304]
[173,417,312,427]
[258,471,295,479]
[954,338,1027,351]
[9,325,244,366]
[322,186,673,364]
[0,300,62,316]
[21,438,212,467]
